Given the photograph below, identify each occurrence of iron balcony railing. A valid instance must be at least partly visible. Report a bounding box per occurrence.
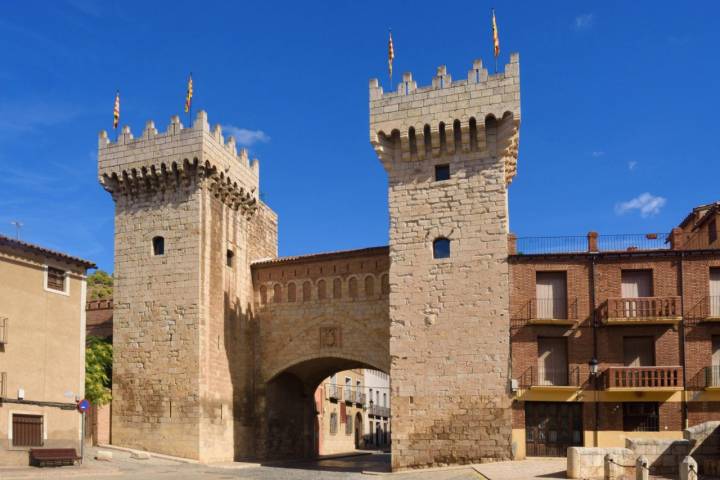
[602,296,681,321]
[369,404,390,418]
[705,366,720,388]
[327,383,341,400]
[513,233,670,255]
[514,298,578,322]
[0,317,6,344]
[520,366,581,388]
[602,366,683,390]
[341,387,367,405]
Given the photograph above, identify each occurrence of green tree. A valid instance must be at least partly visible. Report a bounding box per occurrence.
[88,270,113,300]
[85,336,112,406]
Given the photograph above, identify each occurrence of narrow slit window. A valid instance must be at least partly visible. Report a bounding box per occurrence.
[433,238,451,259]
[435,164,450,181]
[226,249,234,267]
[152,236,165,256]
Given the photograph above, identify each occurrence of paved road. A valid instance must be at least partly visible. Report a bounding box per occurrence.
[0,449,487,480]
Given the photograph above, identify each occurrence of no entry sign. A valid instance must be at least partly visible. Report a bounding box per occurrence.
[77,399,90,413]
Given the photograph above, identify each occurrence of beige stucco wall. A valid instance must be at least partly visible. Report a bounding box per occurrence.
[0,249,86,465]
[317,370,365,455]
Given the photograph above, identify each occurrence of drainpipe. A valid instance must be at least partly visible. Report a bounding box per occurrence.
[679,250,688,429]
[589,251,599,447]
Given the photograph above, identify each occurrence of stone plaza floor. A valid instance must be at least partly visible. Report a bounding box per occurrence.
[0,448,569,480]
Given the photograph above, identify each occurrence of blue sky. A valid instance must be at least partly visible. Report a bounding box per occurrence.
[1,1,719,272]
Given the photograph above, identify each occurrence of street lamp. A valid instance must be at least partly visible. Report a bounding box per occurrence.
[588,357,599,447]
[588,357,599,376]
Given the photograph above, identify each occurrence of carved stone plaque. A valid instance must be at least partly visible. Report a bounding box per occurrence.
[319,326,341,349]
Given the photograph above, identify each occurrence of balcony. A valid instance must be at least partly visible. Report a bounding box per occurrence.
[688,296,720,322]
[510,232,671,255]
[600,297,682,325]
[0,317,6,344]
[705,366,720,390]
[326,383,341,401]
[368,404,390,418]
[601,366,683,392]
[513,298,578,325]
[522,366,581,391]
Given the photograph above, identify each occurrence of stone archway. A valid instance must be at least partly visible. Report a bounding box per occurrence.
[258,356,388,460]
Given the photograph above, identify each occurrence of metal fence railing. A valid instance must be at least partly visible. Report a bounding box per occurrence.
[705,366,720,388]
[520,366,581,387]
[513,233,671,255]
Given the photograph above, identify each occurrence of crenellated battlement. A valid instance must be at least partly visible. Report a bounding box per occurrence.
[98,111,259,216]
[369,54,520,185]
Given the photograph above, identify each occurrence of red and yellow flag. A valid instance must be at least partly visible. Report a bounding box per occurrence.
[113,91,120,129]
[492,9,500,58]
[184,74,193,113]
[388,31,395,81]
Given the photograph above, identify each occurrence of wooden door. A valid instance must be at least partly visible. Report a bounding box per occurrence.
[525,402,583,457]
[621,270,653,317]
[12,414,43,447]
[536,272,567,319]
[712,336,720,387]
[710,268,720,317]
[538,337,568,385]
[623,336,654,367]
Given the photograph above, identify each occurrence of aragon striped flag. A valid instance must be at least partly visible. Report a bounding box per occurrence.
[388,30,395,82]
[184,74,193,113]
[492,9,500,58]
[113,91,120,129]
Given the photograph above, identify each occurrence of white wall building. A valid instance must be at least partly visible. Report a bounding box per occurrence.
[363,369,390,448]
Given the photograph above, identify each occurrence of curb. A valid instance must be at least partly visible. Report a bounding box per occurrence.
[96,444,199,464]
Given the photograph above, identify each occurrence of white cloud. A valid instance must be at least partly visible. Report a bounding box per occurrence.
[222,125,270,147]
[615,193,666,218]
[628,161,638,171]
[574,13,595,30]
[591,151,605,158]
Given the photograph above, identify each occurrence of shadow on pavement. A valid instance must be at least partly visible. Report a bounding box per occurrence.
[264,452,390,474]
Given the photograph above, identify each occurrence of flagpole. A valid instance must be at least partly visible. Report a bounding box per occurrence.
[188,72,192,127]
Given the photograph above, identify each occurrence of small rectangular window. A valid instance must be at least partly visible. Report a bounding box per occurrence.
[46,267,66,292]
[435,164,450,181]
[226,249,234,267]
[12,414,43,447]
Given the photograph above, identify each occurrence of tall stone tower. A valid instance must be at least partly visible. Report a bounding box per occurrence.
[98,112,277,462]
[370,54,520,469]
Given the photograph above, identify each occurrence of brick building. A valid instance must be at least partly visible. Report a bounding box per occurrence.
[508,202,720,458]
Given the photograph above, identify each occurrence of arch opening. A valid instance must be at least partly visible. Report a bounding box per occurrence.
[262,356,391,464]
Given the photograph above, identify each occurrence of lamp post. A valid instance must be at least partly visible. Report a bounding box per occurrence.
[589,357,599,447]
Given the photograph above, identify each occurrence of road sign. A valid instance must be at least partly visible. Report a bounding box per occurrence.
[77,399,90,413]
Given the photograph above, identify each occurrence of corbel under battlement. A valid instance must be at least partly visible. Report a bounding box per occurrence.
[97,111,260,216]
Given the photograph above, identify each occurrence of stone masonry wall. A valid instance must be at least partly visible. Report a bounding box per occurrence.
[370,55,521,470]
[111,186,202,458]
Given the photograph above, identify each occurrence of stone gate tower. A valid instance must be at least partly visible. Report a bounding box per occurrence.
[98,113,277,462]
[370,54,520,469]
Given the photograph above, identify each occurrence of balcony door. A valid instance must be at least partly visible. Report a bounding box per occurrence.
[623,336,654,367]
[538,337,568,385]
[710,268,720,317]
[536,272,567,319]
[711,336,720,387]
[621,270,653,317]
